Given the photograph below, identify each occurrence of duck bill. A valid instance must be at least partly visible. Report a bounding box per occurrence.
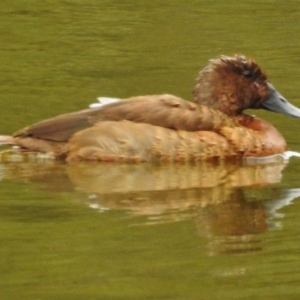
[260,83,300,118]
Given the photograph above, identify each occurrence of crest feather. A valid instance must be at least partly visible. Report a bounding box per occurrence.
[211,54,267,83]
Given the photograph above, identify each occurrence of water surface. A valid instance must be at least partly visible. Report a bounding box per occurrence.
[1,1,300,299]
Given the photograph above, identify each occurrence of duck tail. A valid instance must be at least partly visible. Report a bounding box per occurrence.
[0,135,15,146]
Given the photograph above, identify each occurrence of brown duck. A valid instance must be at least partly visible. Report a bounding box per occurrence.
[1,55,300,162]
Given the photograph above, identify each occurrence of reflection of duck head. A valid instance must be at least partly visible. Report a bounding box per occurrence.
[1,55,300,161]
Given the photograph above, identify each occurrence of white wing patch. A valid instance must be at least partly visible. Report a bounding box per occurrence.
[89,97,120,108]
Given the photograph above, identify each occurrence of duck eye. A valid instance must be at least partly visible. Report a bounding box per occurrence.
[243,70,253,79]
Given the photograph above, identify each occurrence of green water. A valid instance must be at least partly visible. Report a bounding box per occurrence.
[2,1,300,299]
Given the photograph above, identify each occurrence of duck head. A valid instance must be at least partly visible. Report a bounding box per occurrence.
[193,55,300,117]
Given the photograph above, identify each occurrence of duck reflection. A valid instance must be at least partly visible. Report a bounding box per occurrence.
[66,162,286,255]
[1,158,298,255]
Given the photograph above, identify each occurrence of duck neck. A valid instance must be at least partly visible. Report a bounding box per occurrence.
[192,66,249,116]
[193,86,242,117]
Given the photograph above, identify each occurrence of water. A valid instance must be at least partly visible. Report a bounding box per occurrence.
[1,1,300,299]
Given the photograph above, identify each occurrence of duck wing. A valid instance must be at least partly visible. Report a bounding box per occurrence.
[14,95,236,142]
[14,110,97,142]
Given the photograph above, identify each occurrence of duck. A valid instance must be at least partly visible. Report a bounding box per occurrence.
[1,55,300,162]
